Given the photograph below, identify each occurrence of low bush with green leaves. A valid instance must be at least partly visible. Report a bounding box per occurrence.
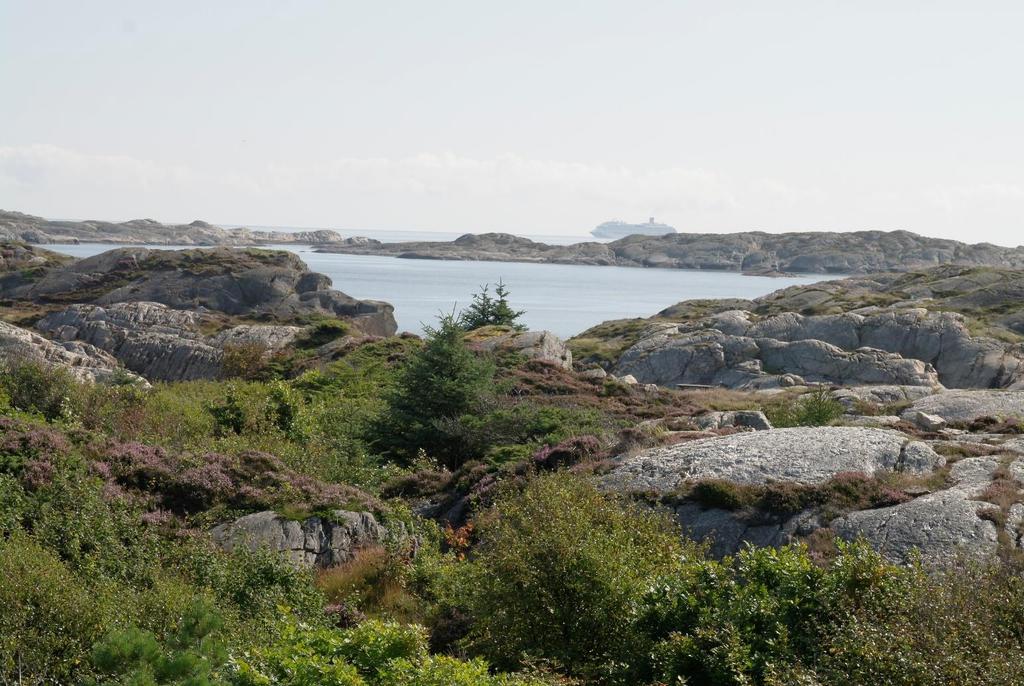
[763,386,844,427]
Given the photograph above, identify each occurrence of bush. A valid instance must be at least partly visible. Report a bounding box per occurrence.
[232,617,549,686]
[0,359,79,422]
[456,403,607,455]
[0,532,112,684]
[532,435,603,471]
[179,543,325,630]
[297,319,351,349]
[764,387,844,428]
[317,547,423,622]
[231,618,425,685]
[447,473,684,681]
[222,342,273,380]
[687,479,752,510]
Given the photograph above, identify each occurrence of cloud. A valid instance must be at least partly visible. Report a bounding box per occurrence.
[924,182,1024,216]
[0,144,811,233]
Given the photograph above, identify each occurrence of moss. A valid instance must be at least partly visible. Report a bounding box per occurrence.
[676,471,917,519]
[567,317,653,366]
[295,319,351,349]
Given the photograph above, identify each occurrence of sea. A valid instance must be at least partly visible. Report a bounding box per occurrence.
[42,231,830,337]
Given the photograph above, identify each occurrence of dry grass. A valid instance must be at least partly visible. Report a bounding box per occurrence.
[316,546,423,623]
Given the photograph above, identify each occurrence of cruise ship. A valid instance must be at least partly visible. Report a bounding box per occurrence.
[591,217,677,239]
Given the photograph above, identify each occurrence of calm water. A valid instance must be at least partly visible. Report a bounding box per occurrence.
[43,243,827,337]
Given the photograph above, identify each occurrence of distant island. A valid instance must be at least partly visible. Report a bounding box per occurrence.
[591,217,677,239]
[0,209,341,246]
[316,229,1024,275]
[6,208,1024,275]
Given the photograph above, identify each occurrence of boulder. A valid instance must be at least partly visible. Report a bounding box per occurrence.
[901,390,1024,425]
[474,330,572,370]
[906,411,947,432]
[832,457,1003,565]
[210,509,386,568]
[600,427,943,494]
[693,410,773,431]
[671,504,823,559]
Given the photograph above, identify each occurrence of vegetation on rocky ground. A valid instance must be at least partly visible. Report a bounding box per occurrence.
[4,282,1024,684]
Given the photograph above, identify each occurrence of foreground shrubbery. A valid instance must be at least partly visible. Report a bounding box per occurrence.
[438,474,1024,686]
[6,318,1024,685]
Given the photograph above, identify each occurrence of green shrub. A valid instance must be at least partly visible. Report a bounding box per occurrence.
[0,473,27,534]
[764,387,844,428]
[178,543,325,631]
[688,479,753,510]
[231,618,424,685]
[297,319,351,349]
[451,402,609,460]
[0,532,113,684]
[447,473,684,681]
[222,342,272,380]
[32,466,163,583]
[0,359,79,421]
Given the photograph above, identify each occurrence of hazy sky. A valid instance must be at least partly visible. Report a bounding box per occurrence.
[2,1,1023,243]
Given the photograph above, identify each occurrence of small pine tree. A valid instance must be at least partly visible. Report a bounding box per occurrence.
[89,601,227,685]
[373,312,495,468]
[461,280,526,331]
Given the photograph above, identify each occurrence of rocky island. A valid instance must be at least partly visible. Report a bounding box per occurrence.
[8,209,1024,277]
[0,209,342,245]
[318,228,1024,274]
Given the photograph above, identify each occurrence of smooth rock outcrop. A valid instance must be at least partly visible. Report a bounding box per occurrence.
[906,411,947,431]
[612,306,1023,390]
[36,302,302,381]
[601,427,943,493]
[614,325,940,389]
[901,390,1024,424]
[831,457,1003,565]
[671,504,822,559]
[2,247,397,336]
[210,509,386,568]
[831,385,937,410]
[0,320,142,384]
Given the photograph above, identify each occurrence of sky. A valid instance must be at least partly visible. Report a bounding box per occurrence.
[1,1,1023,244]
